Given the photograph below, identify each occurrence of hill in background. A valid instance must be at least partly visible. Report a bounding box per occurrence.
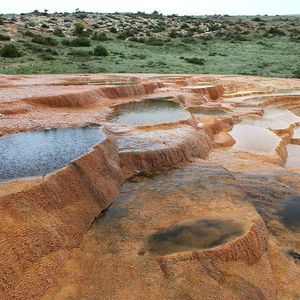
[0,11,299,77]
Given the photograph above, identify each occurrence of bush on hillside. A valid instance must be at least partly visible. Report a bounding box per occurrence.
[169,30,178,38]
[32,34,58,46]
[293,69,300,78]
[92,31,110,41]
[266,27,286,36]
[53,28,65,37]
[62,37,91,47]
[184,57,205,65]
[74,22,85,35]
[68,49,92,57]
[93,45,109,56]
[23,30,35,37]
[145,38,165,46]
[0,44,22,58]
[0,34,11,41]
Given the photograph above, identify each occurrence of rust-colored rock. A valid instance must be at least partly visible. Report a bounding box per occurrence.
[0,136,123,299]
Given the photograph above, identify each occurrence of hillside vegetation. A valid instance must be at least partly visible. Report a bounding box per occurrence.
[0,11,299,77]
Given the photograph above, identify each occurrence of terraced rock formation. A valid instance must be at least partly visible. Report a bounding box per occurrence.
[0,73,300,299]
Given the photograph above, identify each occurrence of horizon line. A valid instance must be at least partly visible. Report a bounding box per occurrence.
[1,10,300,16]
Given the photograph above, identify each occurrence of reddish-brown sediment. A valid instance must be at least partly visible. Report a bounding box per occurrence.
[182,84,224,100]
[213,131,236,148]
[0,73,300,299]
[116,126,212,178]
[24,82,163,108]
[0,136,123,300]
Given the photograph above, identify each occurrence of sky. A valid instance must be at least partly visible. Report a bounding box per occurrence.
[1,0,300,15]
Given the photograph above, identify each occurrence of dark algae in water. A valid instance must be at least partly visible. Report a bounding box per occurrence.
[147,219,244,256]
[280,196,300,231]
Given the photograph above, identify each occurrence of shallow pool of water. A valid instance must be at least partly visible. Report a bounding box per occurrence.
[245,98,267,105]
[188,84,215,89]
[224,91,300,104]
[109,100,189,126]
[230,124,280,154]
[223,95,262,103]
[91,81,141,86]
[189,106,228,115]
[277,88,300,94]
[147,219,244,256]
[294,128,300,138]
[286,145,300,169]
[280,196,300,231]
[264,109,300,124]
[0,127,105,182]
[243,117,288,130]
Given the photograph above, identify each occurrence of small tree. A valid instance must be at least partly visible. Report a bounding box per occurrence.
[74,22,85,35]
[94,45,109,56]
[0,44,22,58]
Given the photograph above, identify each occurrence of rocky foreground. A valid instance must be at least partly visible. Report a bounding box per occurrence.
[0,74,300,299]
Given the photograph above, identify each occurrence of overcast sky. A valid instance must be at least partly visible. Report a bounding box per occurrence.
[1,0,300,15]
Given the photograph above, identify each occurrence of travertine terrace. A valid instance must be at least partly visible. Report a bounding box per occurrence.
[0,73,300,299]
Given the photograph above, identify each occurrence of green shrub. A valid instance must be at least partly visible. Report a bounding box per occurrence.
[61,39,71,46]
[117,30,135,40]
[68,49,91,57]
[180,23,189,29]
[267,27,286,36]
[252,17,262,22]
[0,34,11,41]
[93,45,109,56]
[181,37,196,44]
[0,44,22,58]
[74,22,85,35]
[293,69,300,78]
[109,27,118,33]
[184,57,205,65]
[23,30,34,37]
[84,28,93,37]
[63,37,91,47]
[128,37,146,43]
[152,26,165,33]
[0,17,4,25]
[232,34,250,41]
[27,21,36,27]
[32,34,58,46]
[92,31,110,41]
[40,54,55,60]
[145,38,164,46]
[169,30,178,38]
[53,28,65,37]
[44,48,58,55]
[208,24,221,31]
[290,29,300,42]
[208,52,217,56]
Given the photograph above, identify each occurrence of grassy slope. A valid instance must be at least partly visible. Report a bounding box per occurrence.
[0,14,299,77]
